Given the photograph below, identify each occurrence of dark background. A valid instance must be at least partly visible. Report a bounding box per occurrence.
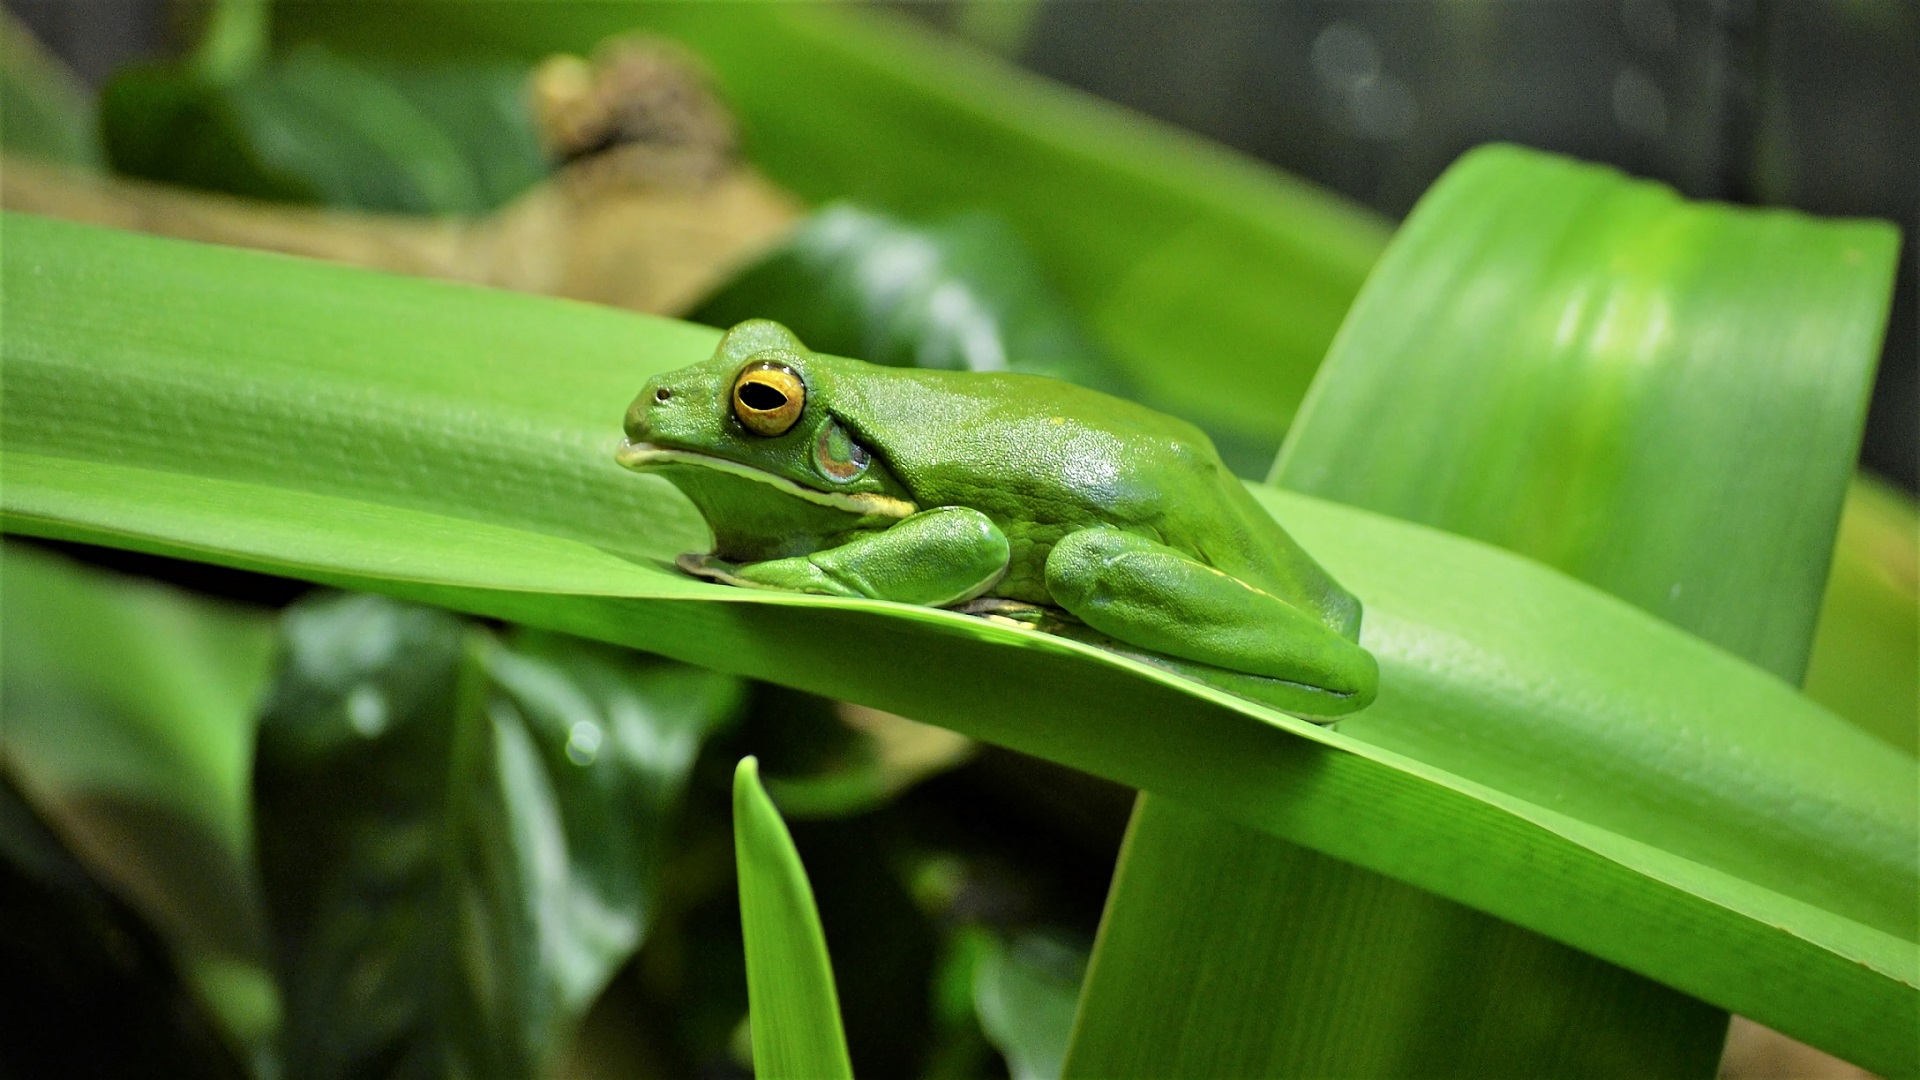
[13,0,1915,491]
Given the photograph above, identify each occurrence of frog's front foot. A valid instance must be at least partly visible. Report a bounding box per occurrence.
[672,507,1011,605]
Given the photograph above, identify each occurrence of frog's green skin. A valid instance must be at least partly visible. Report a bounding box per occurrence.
[618,320,1377,719]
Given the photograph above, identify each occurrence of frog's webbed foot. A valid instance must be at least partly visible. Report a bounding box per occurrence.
[949,597,1078,632]
[1044,527,1378,720]
[676,552,751,586]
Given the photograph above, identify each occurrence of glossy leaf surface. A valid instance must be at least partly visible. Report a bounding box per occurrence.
[732,757,854,1080]
[102,46,545,216]
[254,592,741,1077]
[1,213,1914,1072]
[693,203,1131,395]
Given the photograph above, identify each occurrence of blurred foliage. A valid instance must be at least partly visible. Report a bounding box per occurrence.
[276,0,1392,462]
[101,45,546,216]
[0,777,246,1079]
[255,593,742,1077]
[971,930,1086,1080]
[0,545,746,1078]
[0,7,101,166]
[0,540,280,1061]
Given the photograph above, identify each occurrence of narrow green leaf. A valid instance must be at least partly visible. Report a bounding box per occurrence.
[2,215,1913,1072]
[732,757,854,1080]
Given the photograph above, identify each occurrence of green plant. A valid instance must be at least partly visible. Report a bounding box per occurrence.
[3,5,1913,1077]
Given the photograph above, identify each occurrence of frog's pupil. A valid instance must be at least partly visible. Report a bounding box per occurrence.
[849,444,870,467]
[739,382,788,411]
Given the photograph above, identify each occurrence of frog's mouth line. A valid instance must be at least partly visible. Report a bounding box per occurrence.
[617,441,918,519]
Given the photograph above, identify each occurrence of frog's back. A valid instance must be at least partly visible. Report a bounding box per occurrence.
[821,364,1360,636]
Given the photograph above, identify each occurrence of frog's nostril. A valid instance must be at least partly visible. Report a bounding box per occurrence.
[655,387,672,402]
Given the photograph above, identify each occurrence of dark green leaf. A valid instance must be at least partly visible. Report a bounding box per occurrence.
[0,540,280,1057]
[693,203,1133,397]
[254,591,740,1077]
[101,46,544,216]
[0,778,248,1079]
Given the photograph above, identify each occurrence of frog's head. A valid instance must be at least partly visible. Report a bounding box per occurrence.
[617,320,918,558]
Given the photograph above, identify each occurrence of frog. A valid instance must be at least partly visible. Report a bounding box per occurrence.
[616,319,1377,720]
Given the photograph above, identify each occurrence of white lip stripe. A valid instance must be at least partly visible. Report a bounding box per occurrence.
[617,441,918,519]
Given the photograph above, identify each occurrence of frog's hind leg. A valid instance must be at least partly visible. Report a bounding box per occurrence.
[705,506,1010,608]
[1044,527,1378,719]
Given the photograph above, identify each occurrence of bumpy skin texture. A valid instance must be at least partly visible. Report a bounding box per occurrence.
[619,320,1377,718]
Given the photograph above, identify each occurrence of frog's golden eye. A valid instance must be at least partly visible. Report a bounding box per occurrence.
[732,362,805,436]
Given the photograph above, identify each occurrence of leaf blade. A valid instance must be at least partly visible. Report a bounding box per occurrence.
[733,757,854,1080]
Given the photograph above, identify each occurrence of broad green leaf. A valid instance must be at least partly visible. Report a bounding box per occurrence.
[1074,802,1729,1078]
[0,541,280,1057]
[276,0,1392,451]
[2,214,1914,1072]
[732,757,854,1080]
[254,592,740,1077]
[1071,145,1903,1077]
[1276,145,1896,684]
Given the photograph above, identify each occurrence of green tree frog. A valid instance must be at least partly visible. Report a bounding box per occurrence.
[618,320,1378,719]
